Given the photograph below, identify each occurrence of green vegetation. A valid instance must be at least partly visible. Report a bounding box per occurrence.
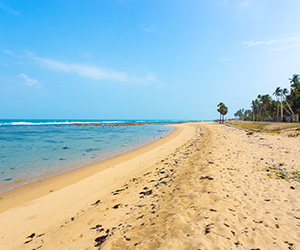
[263,165,300,182]
[227,120,300,133]
[234,74,300,122]
[227,121,268,131]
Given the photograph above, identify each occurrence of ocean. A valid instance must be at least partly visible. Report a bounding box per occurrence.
[0,119,179,193]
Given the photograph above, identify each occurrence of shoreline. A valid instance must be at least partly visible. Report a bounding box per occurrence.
[0,125,173,195]
[0,124,181,212]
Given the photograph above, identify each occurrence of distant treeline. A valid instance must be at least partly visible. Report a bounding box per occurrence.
[235,74,300,122]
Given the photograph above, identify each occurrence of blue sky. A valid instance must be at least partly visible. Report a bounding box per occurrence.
[1,0,300,120]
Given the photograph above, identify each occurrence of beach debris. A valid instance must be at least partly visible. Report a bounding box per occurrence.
[246,131,254,135]
[27,233,36,238]
[208,161,214,164]
[200,176,214,180]
[112,188,126,195]
[210,209,217,212]
[63,146,68,149]
[284,241,294,249]
[139,190,153,196]
[137,215,144,220]
[90,224,102,230]
[234,241,241,247]
[94,235,108,247]
[91,200,101,206]
[204,223,214,235]
[3,178,12,181]
[124,235,131,241]
[290,186,295,190]
[112,204,121,209]
[288,132,299,137]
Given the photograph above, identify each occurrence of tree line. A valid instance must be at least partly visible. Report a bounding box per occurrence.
[234,74,300,122]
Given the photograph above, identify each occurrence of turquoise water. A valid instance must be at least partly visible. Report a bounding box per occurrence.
[0,120,176,193]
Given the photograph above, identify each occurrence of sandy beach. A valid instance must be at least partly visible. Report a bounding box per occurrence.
[0,122,299,249]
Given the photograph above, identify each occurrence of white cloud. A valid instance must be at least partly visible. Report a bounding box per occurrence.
[218,58,233,62]
[242,39,282,47]
[3,49,21,57]
[0,2,20,15]
[140,25,156,33]
[242,34,300,49]
[19,74,41,88]
[26,52,159,85]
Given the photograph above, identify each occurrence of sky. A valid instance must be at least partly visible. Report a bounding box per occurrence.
[1,0,300,120]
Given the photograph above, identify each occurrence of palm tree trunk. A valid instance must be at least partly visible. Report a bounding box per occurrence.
[282,94,294,120]
[277,99,279,121]
[281,97,283,121]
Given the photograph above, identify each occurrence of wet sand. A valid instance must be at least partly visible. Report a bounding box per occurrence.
[0,122,299,249]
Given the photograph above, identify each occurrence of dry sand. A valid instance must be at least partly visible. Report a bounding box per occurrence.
[0,122,299,249]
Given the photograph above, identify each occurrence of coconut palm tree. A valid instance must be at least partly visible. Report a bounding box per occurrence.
[261,94,272,119]
[273,87,282,121]
[251,101,255,121]
[217,102,224,123]
[289,74,300,88]
[288,74,300,116]
[217,102,228,123]
[282,88,294,120]
[222,105,228,122]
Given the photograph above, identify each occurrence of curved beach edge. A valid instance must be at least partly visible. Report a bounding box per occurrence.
[0,123,190,212]
[0,122,198,250]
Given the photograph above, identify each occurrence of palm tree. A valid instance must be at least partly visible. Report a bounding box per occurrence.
[282,88,294,120]
[234,108,244,120]
[251,101,255,121]
[289,74,300,88]
[273,87,282,121]
[222,105,228,122]
[217,102,228,123]
[217,102,224,123]
[289,74,300,116]
[261,94,272,120]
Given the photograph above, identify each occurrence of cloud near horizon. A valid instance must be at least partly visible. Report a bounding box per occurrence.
[242,34,300,48]
[26,52,159,85]
[218,58,233,62]
[19,74,41,88]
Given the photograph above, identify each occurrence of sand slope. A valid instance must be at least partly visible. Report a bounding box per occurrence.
[98,123,300,249]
